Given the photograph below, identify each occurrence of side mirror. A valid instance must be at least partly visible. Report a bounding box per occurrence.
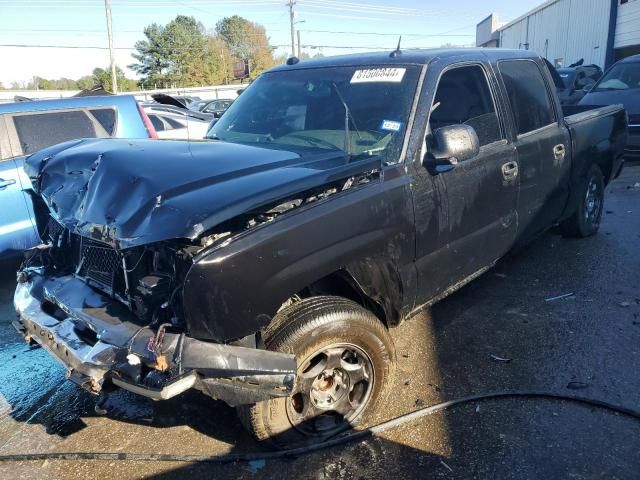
[423,124,480,174]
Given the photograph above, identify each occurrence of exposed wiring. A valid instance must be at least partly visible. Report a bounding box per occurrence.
[0,391,639,464]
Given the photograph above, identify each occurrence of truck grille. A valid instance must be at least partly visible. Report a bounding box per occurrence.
[77,237,122,292]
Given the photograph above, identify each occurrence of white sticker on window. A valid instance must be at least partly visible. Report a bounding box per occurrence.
[380,120,402,132]
[351,68,406,83]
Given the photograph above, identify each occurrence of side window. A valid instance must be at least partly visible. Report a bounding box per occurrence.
[12,110,98,155]
[429,65,503,147]
[148,114,165,131]
[499,60,556,136]
[89,108,117,135]
[163,116,185,129]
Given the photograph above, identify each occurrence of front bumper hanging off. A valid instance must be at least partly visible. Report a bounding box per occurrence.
[13,270,296,405]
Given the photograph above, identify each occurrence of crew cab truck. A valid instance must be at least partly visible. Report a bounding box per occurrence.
[14,49,626,447]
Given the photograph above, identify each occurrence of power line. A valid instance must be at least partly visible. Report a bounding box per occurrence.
[0,28,473,38]
[302,30,473,37]
[0,43,474,51]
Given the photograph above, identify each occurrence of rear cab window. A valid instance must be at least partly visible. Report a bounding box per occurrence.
[9,107,114,156]
[498,60,556,136]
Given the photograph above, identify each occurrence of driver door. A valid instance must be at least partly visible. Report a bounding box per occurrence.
[414,62,519,300]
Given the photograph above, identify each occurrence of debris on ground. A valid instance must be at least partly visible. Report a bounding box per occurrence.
[248,459,266,473]
[440,460,453,473]
[627,182,640,190]
[620,301,631,308]
[427,383,441,392]
[567,381,589,390]
[489,354,512,363]
[494,273,507,278]
[402,352,410,358]
[475,404,481,413]
[415,399,425,407]
[545,293,575,302]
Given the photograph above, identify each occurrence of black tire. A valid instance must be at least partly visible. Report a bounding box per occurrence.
[237,296,395,448]
[560,164,605,238]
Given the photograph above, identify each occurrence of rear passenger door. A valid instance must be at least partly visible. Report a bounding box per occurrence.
[497,59,571,240]
[415,62,519,300]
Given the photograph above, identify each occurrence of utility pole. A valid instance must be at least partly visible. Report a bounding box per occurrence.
[297,29,301,58]
[104,0,118,93]
[287,0,296,57]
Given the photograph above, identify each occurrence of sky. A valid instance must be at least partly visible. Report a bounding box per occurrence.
[0,0,543,87]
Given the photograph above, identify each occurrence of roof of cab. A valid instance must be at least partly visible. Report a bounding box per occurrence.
[0,94,139,114]
[268,48,540,72]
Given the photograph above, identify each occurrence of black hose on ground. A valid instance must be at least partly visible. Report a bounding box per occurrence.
[0,391,639,463]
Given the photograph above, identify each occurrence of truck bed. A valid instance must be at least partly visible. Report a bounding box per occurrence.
[562,103,625,126]
[562,102,627,214]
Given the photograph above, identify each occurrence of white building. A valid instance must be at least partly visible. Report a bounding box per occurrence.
[477,0,640,68]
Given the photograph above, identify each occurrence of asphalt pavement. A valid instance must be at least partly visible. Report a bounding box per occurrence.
[0,166,639,479]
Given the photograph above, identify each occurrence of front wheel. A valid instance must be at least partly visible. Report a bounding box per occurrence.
[560,164,605,238]
[237,296,395,448]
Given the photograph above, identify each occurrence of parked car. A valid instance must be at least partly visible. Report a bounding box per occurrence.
[15,49,626,447]
[0,95,155,259]
[579,54,640,161]
[188,99,211,111]
[168,95,201,108]
[143,104,211,139]
[195,99,234,118]
[556,63,603,105]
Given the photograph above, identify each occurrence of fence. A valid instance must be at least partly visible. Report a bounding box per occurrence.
[0,84,243,103]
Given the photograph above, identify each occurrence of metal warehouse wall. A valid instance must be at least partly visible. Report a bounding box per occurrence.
[499,0,611,68]
[616,0,640,49]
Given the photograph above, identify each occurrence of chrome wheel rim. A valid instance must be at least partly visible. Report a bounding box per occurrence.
[286,343,374,437]
[584,176,602,226]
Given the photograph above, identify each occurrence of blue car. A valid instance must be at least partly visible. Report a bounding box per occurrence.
[0,95,156,259]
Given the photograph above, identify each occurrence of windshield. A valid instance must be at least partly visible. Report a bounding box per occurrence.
[594,62,640,91]
[208,65,420,163]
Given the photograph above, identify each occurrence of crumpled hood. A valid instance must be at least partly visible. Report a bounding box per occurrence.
[26,138,380,248]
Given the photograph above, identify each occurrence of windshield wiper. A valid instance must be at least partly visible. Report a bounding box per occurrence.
[332,83,362,155]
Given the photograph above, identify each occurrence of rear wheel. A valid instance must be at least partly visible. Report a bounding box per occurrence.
[237,296,395,448]
[560,164,604,238]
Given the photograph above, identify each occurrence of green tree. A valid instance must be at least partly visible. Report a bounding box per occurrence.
[130,15,209,87]
[203,36,234,85]
[76,75,95,91]
[91,66,132,93]
[216,15,275,78]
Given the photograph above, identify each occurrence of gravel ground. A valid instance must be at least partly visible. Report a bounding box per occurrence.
[0,166,638,479]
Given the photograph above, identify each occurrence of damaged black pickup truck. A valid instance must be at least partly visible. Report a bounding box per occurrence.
[14,49,626,446]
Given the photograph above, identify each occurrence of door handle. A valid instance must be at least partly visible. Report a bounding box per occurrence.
[0,178,16,190]
[553,144,566,160]
[501,161,519,179]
